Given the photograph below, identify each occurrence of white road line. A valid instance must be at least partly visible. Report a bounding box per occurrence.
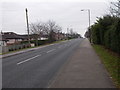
[49,44,54,46]
[17,55,41,65]
[47,49,56,53]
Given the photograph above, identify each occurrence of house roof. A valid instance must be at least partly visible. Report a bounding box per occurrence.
[20,34,38,39]
[2,32,26,39]
[1,32,49,40]
[0,35,8,41]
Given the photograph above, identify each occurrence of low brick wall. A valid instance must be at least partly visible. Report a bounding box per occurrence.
[1,43,31,53]
[1,46,8,54]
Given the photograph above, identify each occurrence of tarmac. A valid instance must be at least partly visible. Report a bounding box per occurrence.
[49,39,115,88]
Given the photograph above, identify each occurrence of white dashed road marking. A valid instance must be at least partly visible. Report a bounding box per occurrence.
[46,49,56,53]
[17,55,41,65]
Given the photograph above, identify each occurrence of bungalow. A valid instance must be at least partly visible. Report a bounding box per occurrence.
[0,36,8,46]
[2,32,26,45]
[1,32,49,45]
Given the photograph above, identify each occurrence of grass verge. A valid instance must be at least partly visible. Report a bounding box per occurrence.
[93,45,120,88]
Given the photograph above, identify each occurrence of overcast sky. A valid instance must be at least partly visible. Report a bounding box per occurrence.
[0,0,115,36]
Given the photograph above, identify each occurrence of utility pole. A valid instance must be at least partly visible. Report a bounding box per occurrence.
[25,8,30,45]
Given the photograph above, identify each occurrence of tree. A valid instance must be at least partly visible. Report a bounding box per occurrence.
[47,20,61,32]
[42,23,50,35]
[110,0,120,17]
[30,20,63,42]
[90,15,120,54]
[30,22,46,46]
[47,20,62,41]
[30,22,44,37]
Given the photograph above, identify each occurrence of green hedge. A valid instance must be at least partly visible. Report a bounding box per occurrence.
[91,15,120,54]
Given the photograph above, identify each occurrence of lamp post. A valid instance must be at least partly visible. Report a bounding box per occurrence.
[81,9,91,43]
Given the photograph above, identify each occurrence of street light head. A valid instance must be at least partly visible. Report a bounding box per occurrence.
[81,9,90,11]
[25,8,28,12]
[81,9,84,11]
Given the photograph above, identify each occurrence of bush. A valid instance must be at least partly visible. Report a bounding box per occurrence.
[30,40,49,46]
[21,41,29,44]
[90,15,120,54]
[104,29,111,49]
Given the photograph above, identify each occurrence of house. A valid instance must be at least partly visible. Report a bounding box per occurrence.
[40,34,48,40]
[2,32,26,45]
[21,34,49,41]
[0,36,8,46]
[58,33,67,40]
[0,32,8,46]
[1,32,50,45]
[51,32,67,41]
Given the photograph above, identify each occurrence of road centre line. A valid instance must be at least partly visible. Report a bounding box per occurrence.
[47,49,56,53]
[17,55,41,65]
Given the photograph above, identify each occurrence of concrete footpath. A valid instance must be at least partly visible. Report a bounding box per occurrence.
[49,39,115,88]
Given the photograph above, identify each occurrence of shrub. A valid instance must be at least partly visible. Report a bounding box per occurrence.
[30,40,49,46]
[90,15,120,54]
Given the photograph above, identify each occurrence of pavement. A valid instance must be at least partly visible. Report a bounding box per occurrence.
[49,39,115,88]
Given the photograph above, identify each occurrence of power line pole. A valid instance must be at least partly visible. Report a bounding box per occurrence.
[25,8,30,45]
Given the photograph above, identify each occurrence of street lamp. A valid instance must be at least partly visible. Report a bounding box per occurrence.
[81,9,91,43]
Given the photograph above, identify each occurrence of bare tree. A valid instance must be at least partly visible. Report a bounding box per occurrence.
[30,22,44,35]
[46,20,62,41]
[47,20,57,32]
[30,22,45,46]
[30,20,63,42]
[110,0,120,17]
[42,23,50,35]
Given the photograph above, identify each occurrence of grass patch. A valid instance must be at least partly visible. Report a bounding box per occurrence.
[93,45,120,88]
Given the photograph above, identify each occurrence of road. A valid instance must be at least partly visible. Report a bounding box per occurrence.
[2,38,83,88]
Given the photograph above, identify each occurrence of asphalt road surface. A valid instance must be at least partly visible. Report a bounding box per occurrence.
[2,38,83,88]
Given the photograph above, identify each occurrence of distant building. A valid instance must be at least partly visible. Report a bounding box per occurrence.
[52,32,67,41]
